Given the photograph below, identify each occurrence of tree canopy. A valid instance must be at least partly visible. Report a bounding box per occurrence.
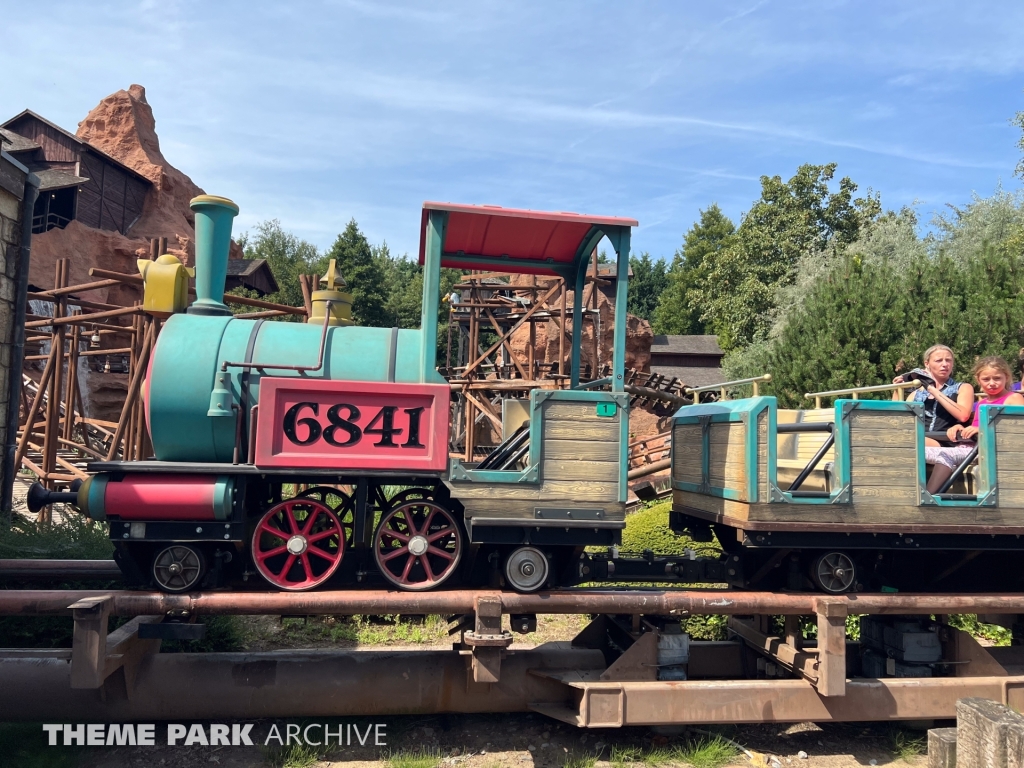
[653,203,736,335]
[626,252,668,321]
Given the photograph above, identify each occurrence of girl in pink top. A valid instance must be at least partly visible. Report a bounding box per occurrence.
[925,356,1024,493]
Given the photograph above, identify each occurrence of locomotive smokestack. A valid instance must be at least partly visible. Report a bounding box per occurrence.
[187,195,239,316]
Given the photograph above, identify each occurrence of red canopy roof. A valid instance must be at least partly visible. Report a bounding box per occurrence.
[418,202,637,276]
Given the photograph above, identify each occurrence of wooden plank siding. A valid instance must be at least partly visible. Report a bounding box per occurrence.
[846,410,919,505]
[758,410,768,503]
[5,115,79,163]
[673,423,702,486]
[996,417,1024,506]
[453,399,624,520]
[708,422,747,498]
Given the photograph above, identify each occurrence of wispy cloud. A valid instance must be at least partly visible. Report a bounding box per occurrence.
[0,0,1021,259]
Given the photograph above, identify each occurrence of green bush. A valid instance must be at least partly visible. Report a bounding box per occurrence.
[0,512,112,560]
[621,501,696,556]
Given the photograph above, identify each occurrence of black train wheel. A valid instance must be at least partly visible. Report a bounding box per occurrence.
[810,551,857,594]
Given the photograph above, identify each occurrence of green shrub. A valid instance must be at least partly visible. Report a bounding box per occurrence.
[621,501,695,556]
[0,512,112,560]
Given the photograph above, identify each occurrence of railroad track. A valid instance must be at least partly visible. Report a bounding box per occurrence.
[2,586,1023,727]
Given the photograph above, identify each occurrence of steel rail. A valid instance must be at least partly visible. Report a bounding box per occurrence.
[6,588,1024,617]
[0,559,121,580]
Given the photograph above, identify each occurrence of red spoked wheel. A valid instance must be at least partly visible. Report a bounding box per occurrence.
[373,500,462,591]
[252,498,345,591]
[296,486,355,546]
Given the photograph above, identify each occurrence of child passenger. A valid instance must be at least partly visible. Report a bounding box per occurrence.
[925,356,1024,493]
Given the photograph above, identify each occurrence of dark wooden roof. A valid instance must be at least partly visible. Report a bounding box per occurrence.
[35,168,90,192]
[225,258,279,296]
[650,334,724,357]
[0,127,40,153]
[649,364,727,389]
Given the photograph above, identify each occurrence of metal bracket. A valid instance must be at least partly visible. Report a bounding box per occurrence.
[461,596,512,684]
[830,486,851,504]
[841,401,859,421]
[449,461,471,482]
[769,483,787,503]
[535,508,604,520]
[979,485,999,507]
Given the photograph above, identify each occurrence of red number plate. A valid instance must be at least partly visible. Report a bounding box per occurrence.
[254,378,450,472]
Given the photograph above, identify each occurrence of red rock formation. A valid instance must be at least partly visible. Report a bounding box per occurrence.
[30,84,240,301]
[76,84,206,257]
[28,85,238,418]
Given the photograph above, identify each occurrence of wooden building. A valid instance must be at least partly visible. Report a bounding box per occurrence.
[649,334,725,388]
[225,258,279,297]
[0,111,150,236]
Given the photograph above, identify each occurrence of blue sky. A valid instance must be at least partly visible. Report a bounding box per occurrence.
[3,1,1023,260]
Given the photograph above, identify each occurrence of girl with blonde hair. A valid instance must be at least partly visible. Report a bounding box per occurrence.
[925,356,1024,493]
[893,344,975,447]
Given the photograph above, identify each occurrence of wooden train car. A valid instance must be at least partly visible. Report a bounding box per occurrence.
[669,395,1024,593]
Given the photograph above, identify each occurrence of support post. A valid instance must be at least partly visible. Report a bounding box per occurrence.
[70,595,112,689]
[463,595,512,684]
[570,264,586,388]
[611,228,629,393]
[816,599,847,697]
[420,210,444,383]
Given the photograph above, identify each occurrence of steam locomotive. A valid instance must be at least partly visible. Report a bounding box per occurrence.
[31,195,1024,595]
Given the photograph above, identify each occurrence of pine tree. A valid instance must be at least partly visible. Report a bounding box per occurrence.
[627,252,668,321]
[320,219,389,327]
[653,204,736,335]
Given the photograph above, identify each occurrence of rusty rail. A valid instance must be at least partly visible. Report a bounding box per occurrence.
[0,560,121,580]
[5,588,1024,617]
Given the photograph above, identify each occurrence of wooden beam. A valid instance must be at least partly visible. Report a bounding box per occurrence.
[26,305,142,329]
[816,599,848,697]
[70,596,112,689]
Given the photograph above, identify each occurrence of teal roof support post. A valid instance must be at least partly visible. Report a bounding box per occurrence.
[569,260,586,388]
[420,209,446,382]
[610,227,630,393]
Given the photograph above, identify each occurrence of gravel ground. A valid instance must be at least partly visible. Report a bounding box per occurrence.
[68,715,931,768]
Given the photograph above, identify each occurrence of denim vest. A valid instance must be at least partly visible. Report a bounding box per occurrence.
[912,378,965,432]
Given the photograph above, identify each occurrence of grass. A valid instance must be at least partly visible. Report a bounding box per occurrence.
[0,511,112,559]
[609,735,739,768]
[0,722,82,768]
[676,735,740,768]
[563,753,598,768]
[240,614,451,649]
[385,746,444,768]
[0,511,115,649]
[264,740,334,768]
[889,728,926,762]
